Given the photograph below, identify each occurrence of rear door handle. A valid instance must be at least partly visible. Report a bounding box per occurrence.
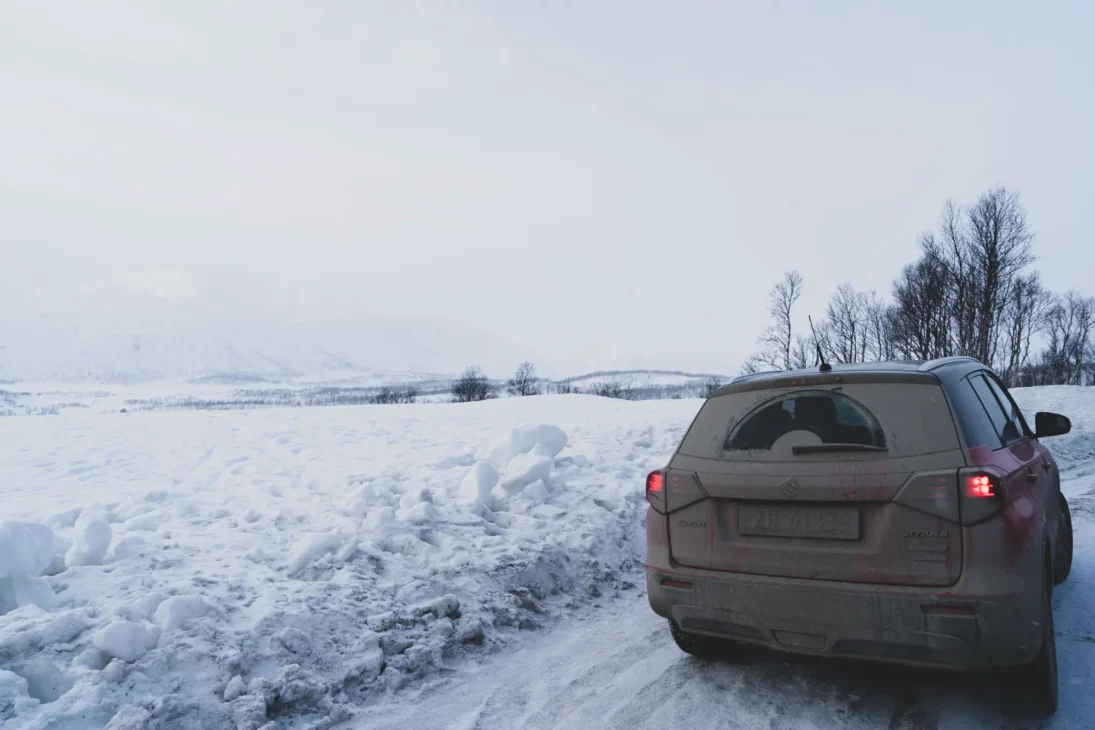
[1043,460,1053,471]
[1026,468,1039,483]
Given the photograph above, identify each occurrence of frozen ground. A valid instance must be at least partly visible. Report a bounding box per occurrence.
[0,394,694,728]
[1,386,1093,729]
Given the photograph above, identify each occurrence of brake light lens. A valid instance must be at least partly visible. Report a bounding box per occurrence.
[647,471,664,493]
[958,467,1006,525]
[966,474,997,499]
[646,470,667,514]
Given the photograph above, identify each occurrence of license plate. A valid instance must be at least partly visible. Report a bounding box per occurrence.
[738,505,860,540]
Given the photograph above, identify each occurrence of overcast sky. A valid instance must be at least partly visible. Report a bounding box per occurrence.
[2,1,1093,374]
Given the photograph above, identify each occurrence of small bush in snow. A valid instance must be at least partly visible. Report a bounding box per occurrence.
[592,380,634,400]
[702,376,722,398]
[371,387,418,405]
[551,381,580,395]
[451,367,495,403]
[506,362,541,397]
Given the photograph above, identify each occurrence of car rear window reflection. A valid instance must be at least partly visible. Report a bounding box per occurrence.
[724,390,886,451]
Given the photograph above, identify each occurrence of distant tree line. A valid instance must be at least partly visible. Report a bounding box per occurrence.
[743,186,1094,387]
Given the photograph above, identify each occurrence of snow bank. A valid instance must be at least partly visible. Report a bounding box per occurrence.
[0,394,700,727]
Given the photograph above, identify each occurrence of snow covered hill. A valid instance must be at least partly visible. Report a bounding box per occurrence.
[0,306,532,383]
[0,386,1093,729]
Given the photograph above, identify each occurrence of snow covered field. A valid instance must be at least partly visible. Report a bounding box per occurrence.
[1,386,1093,729]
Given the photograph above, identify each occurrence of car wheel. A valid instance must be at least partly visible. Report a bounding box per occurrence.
[1054,494,1073,585]
[669,620,733,660]
[1020,575,1058,715]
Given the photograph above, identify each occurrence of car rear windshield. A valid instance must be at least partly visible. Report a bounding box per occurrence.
[678,381,961,461]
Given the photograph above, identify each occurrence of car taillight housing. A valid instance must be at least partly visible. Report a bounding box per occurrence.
[647,469,708,514]
[958,468,1006,525]
[646,470,666,514]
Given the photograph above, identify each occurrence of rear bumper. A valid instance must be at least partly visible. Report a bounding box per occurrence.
[646,566,1040,671]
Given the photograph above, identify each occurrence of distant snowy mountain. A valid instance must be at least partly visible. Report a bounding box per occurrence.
[0,300,534,383]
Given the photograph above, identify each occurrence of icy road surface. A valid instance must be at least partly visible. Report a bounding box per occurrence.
[1,385,1093,729]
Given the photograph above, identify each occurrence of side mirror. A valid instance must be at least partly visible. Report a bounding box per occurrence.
[1035,412,1071,439]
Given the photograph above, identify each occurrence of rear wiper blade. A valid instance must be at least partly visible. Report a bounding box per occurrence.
[791,443,888,455]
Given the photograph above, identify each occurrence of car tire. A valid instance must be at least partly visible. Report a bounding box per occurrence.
[669,620,733,660]
[1020,573,1058,715]
[1054,494,1073,585]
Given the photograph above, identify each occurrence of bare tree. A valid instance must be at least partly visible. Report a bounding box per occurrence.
[702,376,722,398]
[789,335,812,370]
[739,354,764,376]
[506,361,541,396]
[862,291,896,362]
[824,283,870,363]
[758,270,804,370]
[999,273,1052,386]
[451,366,495,402]
[1039,292,1094,386]
[551,381,579,394]
[890,253,953,360]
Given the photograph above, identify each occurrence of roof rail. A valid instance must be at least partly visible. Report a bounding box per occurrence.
[730,369,783,384]
[917,356,980,372]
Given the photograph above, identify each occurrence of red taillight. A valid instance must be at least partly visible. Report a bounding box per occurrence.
[966,474,997,499]
[646,470,667,514]
[647,471,664,494]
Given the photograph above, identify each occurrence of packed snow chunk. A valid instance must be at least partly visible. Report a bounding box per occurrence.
[0,669,39,720]
[413,594,461,620]
[154,594,211,632]
[277,627,312,655]
[480,424,568,468]
[343,631,383,683]
[498,444,554,494]
[521,479,551,504]
[399,501,437,525]
[223,675,248,702]
[1,575,57,613]
[0,522,55,579]
[454,618,485,645]
[363,505,395,532]
[93,620,149,662]
[65,513,113,567]
[459,461,499,504]
[104,706,153,730]
[287,531,346,575]
[0,522,59,614]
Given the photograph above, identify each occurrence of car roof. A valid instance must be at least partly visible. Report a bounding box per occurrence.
[716,357,984,396]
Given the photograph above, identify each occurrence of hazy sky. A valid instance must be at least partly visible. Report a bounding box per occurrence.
[2,1,1093,373]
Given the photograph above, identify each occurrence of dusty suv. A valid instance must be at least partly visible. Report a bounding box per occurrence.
[645,357,1073,714]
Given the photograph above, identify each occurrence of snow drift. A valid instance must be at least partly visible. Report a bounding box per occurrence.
[0,394,694,728]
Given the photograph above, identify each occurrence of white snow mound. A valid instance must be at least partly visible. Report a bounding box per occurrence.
[479,424,568,468]
[64,512,112,567]
[93,620,149,662]
[0,522,55,579]
[498,444,554,494]
[154,595,210,632]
